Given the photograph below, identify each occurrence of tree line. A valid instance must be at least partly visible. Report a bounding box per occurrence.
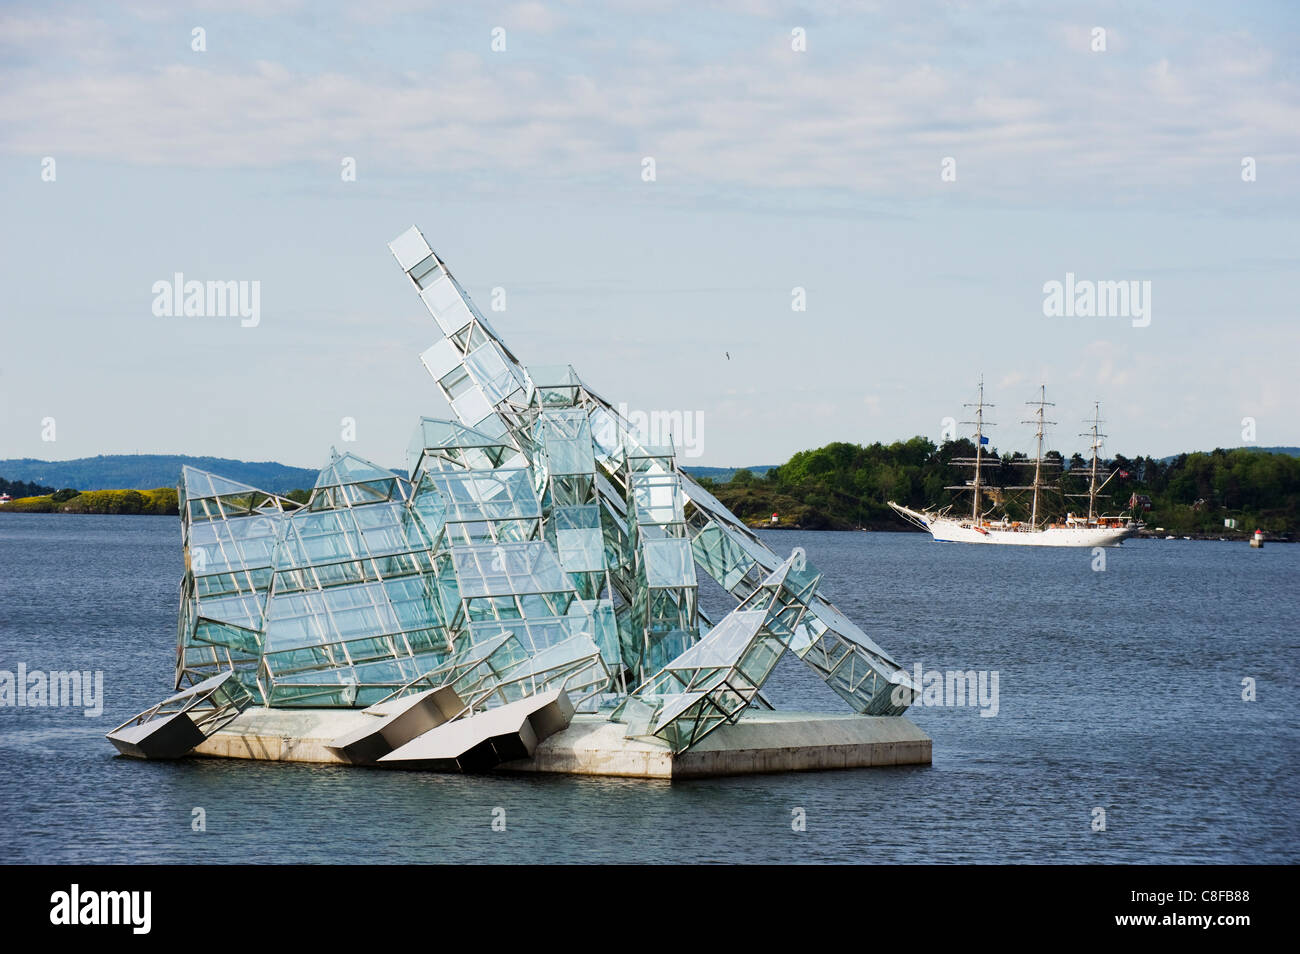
[1,488,179,515]
[0,477,56,498]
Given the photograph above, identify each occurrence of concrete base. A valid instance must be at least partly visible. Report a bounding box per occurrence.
[193,707,930,778]
[502,711,931,778]
[194,707,368,764]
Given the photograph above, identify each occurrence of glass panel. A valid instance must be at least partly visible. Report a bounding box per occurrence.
[643,537,696,588]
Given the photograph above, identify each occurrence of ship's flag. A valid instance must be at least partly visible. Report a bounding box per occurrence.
[979,436,989,444]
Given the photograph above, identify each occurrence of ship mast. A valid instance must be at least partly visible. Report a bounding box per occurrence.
[1066,401,1119,523]
[971,380,985,520]
[1083,403,1104,522]
[1021,385,1056,528]
[960,379,995,521]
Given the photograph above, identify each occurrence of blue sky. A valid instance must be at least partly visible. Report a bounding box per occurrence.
[1,0,1297,469]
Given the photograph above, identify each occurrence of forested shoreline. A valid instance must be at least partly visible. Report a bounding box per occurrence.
[701,441,1299,536]
[4,444,1297,536]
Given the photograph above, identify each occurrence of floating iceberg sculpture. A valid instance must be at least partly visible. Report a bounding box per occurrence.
[111,227,914,767]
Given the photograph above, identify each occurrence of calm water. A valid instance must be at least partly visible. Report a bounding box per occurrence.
[1,514,1295,864]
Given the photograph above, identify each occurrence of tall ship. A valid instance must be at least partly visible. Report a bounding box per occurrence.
[889,383,1136,547]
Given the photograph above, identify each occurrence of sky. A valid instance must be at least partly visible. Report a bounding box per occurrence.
[1,0,1297,470]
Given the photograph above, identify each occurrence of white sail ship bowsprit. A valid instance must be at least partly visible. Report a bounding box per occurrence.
[889,383,1136,547]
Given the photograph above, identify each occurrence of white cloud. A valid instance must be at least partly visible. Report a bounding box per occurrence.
[0,2,1296,203]
[505,1,563,33]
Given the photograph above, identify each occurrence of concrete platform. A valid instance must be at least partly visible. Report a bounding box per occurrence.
[502,712,931,778]
[193,707,931,779]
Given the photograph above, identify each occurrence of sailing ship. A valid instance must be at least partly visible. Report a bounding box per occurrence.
[889,383,1136,547]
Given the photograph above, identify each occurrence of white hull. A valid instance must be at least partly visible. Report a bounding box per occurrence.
[925,520,1132,547]
[889,503,1134,547]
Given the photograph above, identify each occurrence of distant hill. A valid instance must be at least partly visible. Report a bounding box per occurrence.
[0,455,776,494]
[0,455,321,495]
[683,465,776,482]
